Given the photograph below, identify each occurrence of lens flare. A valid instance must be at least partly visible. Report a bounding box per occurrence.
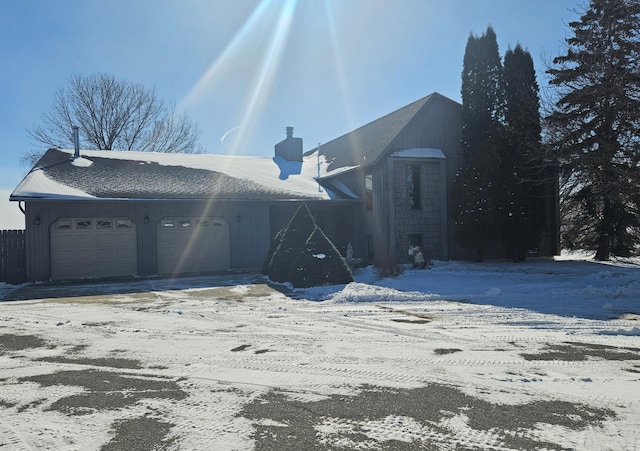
[173,0,299,277]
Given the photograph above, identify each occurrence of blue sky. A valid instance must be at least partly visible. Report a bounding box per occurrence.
[1,0,580,193]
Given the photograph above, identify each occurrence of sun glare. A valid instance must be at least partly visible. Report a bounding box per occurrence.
[323,0,357,149]
[177,0,272,113]
[227,0,297,156]
[173,0,298,274]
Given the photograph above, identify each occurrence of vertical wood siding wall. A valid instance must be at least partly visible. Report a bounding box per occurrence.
[24,200,273,281]
[0,230,26,284]
[359,95,463,264]
[23,199,356,282]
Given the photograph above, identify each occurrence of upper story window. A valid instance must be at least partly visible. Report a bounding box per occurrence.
[365,172,373,211]
[407,164,421,210]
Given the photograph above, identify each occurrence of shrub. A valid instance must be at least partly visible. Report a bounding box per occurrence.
[373,256,404,280]
[288,226,354,288]
[266,204,318,283]
[262,228,284,275]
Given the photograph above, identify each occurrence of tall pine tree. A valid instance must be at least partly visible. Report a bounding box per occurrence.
[500,44,546,261]
[547,0,640,260]
[453,26,506,261]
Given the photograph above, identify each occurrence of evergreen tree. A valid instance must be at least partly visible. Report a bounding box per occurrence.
[261,228,285,275]
[547,0,640,260]
[500,44,546,261]
[453,26,506,261]
[266,204,318,283]
[288,226,354,288]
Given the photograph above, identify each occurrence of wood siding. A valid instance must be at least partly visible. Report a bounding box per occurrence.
[336,98,462,264]
[23,199,357,282]
[24,200,271,281]
[384,94,462,260]
[391,159,447,261]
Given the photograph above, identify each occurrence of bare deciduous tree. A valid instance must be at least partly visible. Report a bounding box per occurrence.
[24,73,201,164]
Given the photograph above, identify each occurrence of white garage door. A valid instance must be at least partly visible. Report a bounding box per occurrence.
[50,218,137,281]
[157,217,230,275]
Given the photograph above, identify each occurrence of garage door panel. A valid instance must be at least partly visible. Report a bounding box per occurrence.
[95,234,116,247]
[157,217,230,275]
[74,234,97,248]
[50,218,137,281]
[115,233,136,246]
[51,235,77,250]
[95,248,118,260]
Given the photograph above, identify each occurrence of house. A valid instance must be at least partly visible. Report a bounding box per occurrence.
[11,92,559,282]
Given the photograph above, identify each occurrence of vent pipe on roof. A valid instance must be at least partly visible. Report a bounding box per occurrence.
[72,126,80,158]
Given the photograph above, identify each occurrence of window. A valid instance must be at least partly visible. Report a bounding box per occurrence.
[178,219,191,228]
[55,219,72,230]
[97,220,112,229]
[196,219,210,227]
[76,219,92,229]
[365,173,373,211]
[116,219,132,229]
[407,164,421,210]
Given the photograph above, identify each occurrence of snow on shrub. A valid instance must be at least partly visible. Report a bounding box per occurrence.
[266,204,319,283]
[287,226,354,288]
[262,227,285,275]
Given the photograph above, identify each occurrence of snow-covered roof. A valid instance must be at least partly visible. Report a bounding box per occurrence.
[11,148,352,202]
[390,148,446,159]
[310,92,460,175]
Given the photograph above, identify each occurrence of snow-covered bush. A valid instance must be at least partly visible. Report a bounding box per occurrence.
[264,203,354,287]
[287,226,354,288]
[266,204,318,283]
[262,228,285,275]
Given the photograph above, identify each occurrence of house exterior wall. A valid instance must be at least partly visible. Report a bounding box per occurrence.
[23,199,272,281]
[353,95,463,265]
[23,198,358,282]
[319,97,463,265]
[384,95,463,261]
[391,159,447,261]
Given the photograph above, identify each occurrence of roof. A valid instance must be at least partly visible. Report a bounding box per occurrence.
[11,148,343,201]
[309,92,459,175]
[11,92,460,202]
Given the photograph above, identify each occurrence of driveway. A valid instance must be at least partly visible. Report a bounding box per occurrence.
[0,274,638,450]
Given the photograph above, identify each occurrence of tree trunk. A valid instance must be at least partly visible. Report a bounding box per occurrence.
[595,198,612,261]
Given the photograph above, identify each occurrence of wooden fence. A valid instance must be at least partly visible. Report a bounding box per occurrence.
[0,230,26,284]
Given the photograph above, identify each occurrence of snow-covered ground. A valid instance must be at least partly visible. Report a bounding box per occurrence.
[1,253,639,450]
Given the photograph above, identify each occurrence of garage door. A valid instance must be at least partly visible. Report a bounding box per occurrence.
[50,218,137,281]
[157,217,230,275]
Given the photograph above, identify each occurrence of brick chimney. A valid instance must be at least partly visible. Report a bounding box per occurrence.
[274,126,302,162]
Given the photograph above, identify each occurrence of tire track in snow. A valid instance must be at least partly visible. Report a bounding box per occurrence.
[0,422,34,451]
[158,385,256,450]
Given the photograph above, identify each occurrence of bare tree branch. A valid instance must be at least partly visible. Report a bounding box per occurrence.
[25,73,201,164]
